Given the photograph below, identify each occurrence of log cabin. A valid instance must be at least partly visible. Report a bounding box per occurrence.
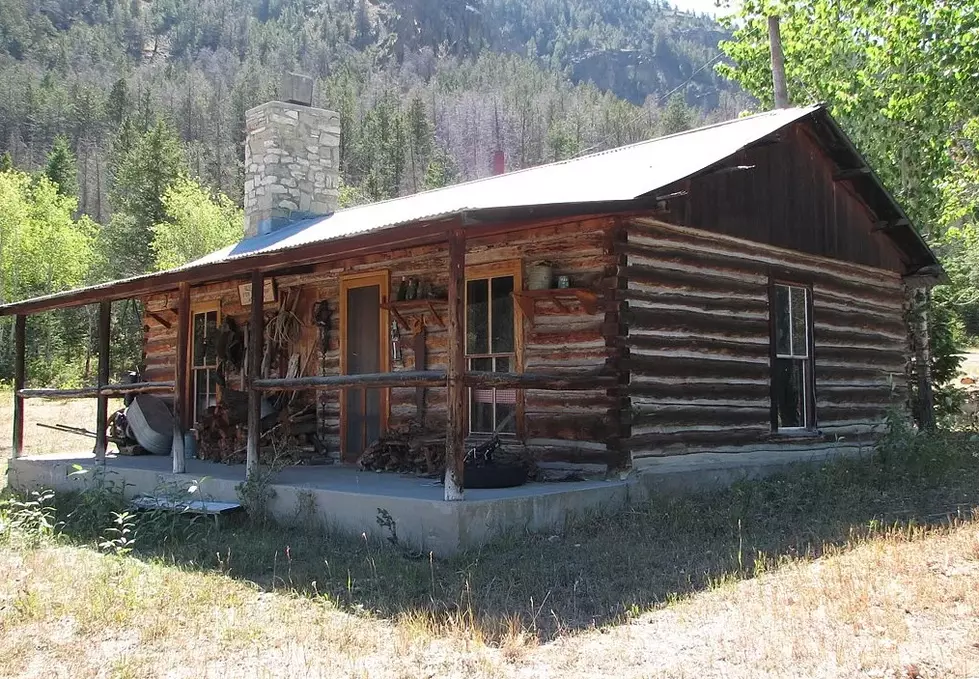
[1,78,943,503]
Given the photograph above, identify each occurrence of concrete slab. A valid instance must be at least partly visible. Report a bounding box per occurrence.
[7,454,629,554]
[7,441,870,554]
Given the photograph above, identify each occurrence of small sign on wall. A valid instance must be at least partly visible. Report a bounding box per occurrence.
[238,279,277,306]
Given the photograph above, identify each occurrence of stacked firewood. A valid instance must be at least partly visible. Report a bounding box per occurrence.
[196,404,246,463]
[196,395,329,465]
[358,423,445,475]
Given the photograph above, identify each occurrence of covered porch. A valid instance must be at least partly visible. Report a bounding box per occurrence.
[1,210,631,546]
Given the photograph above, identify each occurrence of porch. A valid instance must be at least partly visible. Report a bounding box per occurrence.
[7,452,631,554]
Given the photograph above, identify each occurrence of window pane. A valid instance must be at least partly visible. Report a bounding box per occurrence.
[496,401,517,434]
[471,398,494,434]
[495,356,510,373]
[470,356,493,372]
[491,276,515,353]
[193,313,206,366]
[467,279,489,355]
[774,358,806,428]
[774,285,791,355]
[790,287,808,358]
[204,311,219,365]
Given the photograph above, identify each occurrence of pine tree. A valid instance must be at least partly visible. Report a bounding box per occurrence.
[0,152,12,173]
[660,92,693,135]
[44,135,78,197]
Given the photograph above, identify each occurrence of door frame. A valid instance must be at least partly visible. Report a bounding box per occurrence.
[339,270,391,459]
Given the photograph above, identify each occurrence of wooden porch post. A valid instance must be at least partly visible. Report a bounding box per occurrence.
[172,282,190,474]
[12,315,26,459]
[444,227,466,501]
[94,300,111,462]
[246,270,264,479]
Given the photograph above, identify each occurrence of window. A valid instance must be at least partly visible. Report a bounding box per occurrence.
[191,305,220,424]
[771,283,814,430]
[466,272,517,434]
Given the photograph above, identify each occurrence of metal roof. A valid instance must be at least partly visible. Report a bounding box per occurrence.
[190,105,824,266]
[0,103,941,316]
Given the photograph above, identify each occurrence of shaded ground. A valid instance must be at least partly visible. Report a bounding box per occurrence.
[2,426,978,677]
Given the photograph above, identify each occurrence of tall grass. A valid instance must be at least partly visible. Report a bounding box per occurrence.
[3,420,979,643]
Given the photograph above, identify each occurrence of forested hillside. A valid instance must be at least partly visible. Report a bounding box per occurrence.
[0,0,744,384]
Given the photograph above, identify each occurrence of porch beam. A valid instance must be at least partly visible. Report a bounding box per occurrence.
[172,282,190,474]
[253,371,446,391]
[246,270,264,479]
[250,370,616,392]
[12,314,25,459]
[465,371,617,391]
[18,382,174,399]
[94,300,111,462]
[445,227,466,501]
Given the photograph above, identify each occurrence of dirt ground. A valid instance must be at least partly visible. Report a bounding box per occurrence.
[0,395,121,458]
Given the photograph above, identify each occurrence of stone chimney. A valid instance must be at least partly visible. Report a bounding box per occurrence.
[244,73,340,239]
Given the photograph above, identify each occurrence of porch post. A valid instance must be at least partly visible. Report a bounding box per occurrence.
[444,227,466,501]
[172,282,190,473]
[94,300,111,462]
[246,270,264,479]
[11,314,25,459]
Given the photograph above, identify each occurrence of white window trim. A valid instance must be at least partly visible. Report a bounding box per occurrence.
[772,283,814,431]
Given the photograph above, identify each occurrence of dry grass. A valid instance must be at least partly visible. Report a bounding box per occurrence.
[1,518,977,677]
[2,421,979,677]
[0,393,123,459]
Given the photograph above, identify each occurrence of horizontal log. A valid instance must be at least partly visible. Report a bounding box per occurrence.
[254,371,448,391]
[100,381,175,396]
[464,371,618,390]
[18,387,100,399]
[20,381,177,399]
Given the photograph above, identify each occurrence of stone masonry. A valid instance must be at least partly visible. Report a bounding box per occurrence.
[244,101,341,239]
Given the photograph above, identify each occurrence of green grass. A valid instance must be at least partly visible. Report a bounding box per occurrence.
[15,420,979,643]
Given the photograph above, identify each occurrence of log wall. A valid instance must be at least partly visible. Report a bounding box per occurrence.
[623,218,910,463]
[143,216,619,469]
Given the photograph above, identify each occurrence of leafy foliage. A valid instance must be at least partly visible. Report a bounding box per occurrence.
[720,0,979,414]
[151,177,243,271]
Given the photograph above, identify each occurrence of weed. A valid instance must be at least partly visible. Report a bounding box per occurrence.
[98,510,136,556]
[0,489,58,547]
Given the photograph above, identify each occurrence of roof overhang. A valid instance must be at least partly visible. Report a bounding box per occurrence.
[0,199,654,316]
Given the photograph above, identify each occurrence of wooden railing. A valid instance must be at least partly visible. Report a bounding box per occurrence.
[17,382,175,399]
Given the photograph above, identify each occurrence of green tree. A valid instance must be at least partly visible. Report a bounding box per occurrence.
[107,120,186,275]
[151,177,243,270]
[0,152,12,172]
[44,135,78,197]
[0,170,96,383]
[719,0,979,419]
[660,92,693,135]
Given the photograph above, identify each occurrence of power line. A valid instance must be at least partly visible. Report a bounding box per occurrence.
[574,51,727,157]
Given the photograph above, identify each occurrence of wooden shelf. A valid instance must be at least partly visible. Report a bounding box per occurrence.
[382,298,447,331]
[512,288,599,325]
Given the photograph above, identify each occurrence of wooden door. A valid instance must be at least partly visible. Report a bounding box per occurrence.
[340,272,390,460]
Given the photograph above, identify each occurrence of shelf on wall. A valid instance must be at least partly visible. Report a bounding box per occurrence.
[511,288,599,325]
[381,298,448,331]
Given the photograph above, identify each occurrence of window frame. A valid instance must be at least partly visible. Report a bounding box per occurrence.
[768,280,816,433]
[465,260,523,437]
[189,300,221,426]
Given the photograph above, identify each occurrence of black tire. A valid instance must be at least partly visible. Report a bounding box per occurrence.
[463,463,527,489]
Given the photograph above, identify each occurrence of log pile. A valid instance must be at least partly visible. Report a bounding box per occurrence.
[358,423,445,475]
[197,393,329,465]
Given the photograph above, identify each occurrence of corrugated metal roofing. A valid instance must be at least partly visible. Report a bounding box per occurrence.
[6,102,940,316]
[191,105,824,267]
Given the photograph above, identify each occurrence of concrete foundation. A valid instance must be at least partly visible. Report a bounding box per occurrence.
[7,442,870,555]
